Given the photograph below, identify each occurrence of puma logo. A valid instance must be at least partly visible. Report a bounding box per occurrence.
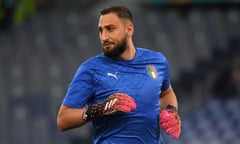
[107,72,118,79]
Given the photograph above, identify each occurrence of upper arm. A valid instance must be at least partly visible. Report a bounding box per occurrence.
[57,64,94,131]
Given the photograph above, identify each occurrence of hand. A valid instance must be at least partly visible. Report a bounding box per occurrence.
[160,106,181,139]
[82,93,136,121]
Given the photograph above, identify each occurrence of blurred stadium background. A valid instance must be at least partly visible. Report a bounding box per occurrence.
[0,0,240,144]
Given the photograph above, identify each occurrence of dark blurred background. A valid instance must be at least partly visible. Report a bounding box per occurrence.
[0,0,240,144]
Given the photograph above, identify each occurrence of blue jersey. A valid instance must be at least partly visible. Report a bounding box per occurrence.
[63,48,170,144]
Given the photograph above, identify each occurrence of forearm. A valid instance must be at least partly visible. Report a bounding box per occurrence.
[160,86,178,110]
[57,93,136,131]
[57,104,87,131]
[159,86,181,139]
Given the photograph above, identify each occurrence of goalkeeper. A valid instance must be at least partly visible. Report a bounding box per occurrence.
[57,6,181,144]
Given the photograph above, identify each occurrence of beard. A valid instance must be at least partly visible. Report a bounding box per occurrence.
[103,37,127,58]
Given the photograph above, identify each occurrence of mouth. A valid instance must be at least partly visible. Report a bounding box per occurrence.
[103,42,114,49]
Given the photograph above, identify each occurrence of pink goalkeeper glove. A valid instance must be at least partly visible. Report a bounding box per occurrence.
[160,105,181,139]
[82,93,136,121]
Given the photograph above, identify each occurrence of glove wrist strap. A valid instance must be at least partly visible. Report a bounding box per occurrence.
[82,105,103,121]
[82,97,118,121]
[166,105,177,112]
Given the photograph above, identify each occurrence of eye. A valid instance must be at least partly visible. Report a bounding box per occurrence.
[107,26,115,32]
[98,27,103,33]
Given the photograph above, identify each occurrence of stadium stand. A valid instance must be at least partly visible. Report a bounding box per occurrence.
[163,98,240,144]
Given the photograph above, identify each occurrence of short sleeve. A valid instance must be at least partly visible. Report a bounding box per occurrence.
[62,64,95,108]
[160,54,171,91]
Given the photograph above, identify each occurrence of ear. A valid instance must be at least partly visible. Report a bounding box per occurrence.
[126,23,134,37]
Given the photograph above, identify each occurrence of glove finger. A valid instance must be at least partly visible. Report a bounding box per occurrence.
[160,116,176,126]
[166,126,178,135]
[115,97,137,110]
[160,110,171,119]
[160,122,169,129]
[160,118,168,124]
[161,120,178,129]
[127,99,137,109]
[115,105,132,112]
[160,114,176,121]
[160,110,175,120]
[109,93,137,112]
[109,93,128,100]
[116,99,137,112]
[167,119,178,127]
[127,100,137,110]
[173,128,181,139]
[117,94,136,103]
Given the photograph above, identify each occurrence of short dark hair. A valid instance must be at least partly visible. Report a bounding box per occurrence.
[100,6,133,23]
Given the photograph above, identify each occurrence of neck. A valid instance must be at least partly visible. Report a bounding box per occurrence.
[119,40,136,60]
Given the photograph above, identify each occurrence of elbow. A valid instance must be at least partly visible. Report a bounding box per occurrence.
[57,116,67,132]
[56,105,86,131]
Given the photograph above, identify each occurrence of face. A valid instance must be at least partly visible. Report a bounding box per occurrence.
[98,13,130,58]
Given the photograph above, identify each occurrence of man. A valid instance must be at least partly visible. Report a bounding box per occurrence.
[57,6,181,144]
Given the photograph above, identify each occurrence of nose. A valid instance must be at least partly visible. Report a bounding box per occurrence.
[100,30,109,41]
